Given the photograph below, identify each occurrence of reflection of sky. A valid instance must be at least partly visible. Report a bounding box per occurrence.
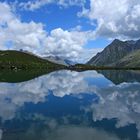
[0,70,101,121]
[0,115,122,140]
[0,70,140,140]
[85,76,112,87]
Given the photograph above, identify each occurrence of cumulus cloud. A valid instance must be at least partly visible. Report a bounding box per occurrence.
[79,0,140,39]
[0,2,95,62]
[43,28,94,61]
[19,0,86,11]
[0,2,47,54]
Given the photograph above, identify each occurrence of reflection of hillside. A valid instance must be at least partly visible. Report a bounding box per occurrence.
[0,69,57,83]
[1,69,140,84]
[97,70,140,84]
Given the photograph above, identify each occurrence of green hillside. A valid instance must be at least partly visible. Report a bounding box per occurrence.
[0,50,65,70]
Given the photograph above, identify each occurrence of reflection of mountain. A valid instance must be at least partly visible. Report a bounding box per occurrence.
[98,70,140,84]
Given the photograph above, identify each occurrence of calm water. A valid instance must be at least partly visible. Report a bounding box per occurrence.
[0,70,140,140]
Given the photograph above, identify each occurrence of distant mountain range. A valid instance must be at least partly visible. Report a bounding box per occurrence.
[44,56,76,66]
[87,39,140,67]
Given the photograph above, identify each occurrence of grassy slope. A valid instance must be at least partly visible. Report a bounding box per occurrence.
[0,50,65,69]
[116,50,140,67]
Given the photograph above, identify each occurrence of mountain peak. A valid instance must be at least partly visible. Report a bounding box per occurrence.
[113,39,121,42]
[111,39,123,45]
[87,38,140,66]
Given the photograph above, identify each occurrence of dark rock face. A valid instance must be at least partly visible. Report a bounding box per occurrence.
[87,39,140,66]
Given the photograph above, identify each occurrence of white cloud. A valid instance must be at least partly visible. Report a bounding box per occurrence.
[79,48,103,63]
[43,28,94,61]
[0,2,47,54]
[0,2,94,62]
[79,0,140,39]
[19,0,86,11]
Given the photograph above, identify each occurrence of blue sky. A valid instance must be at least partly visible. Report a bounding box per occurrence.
[21,3,109,45]
[0,0,139,62]
[16,0,110,48]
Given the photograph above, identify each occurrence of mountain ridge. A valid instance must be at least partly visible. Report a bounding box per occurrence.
[87,39,140,67]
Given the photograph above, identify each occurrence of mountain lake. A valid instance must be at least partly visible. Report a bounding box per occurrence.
[0,70,140,140]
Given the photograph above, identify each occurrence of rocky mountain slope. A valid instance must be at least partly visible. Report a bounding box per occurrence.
[87,39,140,67]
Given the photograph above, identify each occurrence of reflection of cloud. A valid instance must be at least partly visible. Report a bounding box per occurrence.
[0,130,2,140]
[5,115,121,140]
[0,70,140,139]
[0,70,101,121]
[19,114,122,140]
[18,70,101,98]
[85,82,140,139]
[42,126,121,140]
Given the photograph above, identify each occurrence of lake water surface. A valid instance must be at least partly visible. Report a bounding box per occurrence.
[0,70,140,140]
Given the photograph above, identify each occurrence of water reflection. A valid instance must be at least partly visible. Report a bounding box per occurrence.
[0,70,100,121]
[3,123,121,140]
[98,70,140,84]
[0,70,140,140]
